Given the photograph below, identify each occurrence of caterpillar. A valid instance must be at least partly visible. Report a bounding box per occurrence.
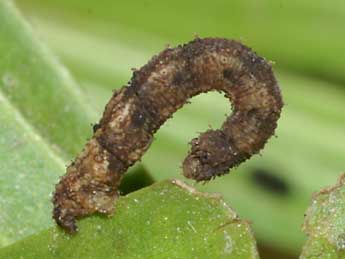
[53,37,283,233]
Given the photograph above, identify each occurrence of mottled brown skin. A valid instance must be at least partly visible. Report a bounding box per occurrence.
[53,37,283,232]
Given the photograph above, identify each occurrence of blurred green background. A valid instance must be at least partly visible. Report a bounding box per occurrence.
[9,0,345,257]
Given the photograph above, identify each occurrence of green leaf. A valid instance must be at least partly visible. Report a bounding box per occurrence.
[0,80,64,247]
[0,1,97,160]
[0,180,259,259]
[0,1,150,247]
[0,0,95,246]
[301,173,345,259]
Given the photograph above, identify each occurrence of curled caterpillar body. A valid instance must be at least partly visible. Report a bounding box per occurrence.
[53,38,283,232]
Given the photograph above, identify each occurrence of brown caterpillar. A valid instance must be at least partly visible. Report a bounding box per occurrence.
[53,37,283,232]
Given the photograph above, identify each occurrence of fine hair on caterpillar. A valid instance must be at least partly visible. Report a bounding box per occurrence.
[53,37,283,233]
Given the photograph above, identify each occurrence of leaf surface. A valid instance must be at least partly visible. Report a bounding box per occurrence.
[0,1,147,246]
[0,180,259,259]
[301,173,345,259]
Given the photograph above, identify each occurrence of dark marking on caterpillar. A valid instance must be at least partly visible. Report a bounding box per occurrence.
[53,37,283,233]
[251,168,290,196]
